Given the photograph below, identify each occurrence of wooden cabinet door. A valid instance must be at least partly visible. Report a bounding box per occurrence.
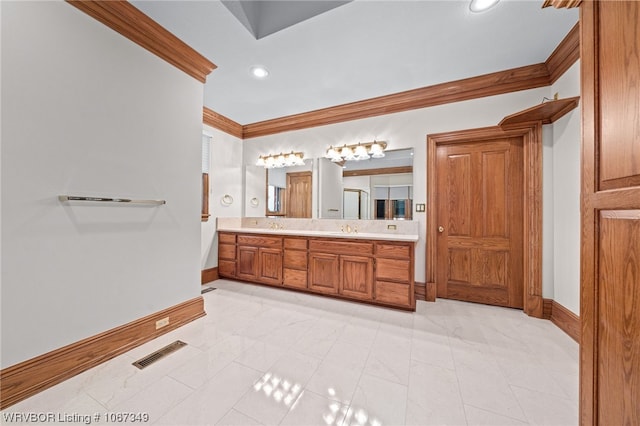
[309,253,339,294]
[258,248,282,285]
[581,2,640,424]
[237,246,258,281]
[339,255,373,300]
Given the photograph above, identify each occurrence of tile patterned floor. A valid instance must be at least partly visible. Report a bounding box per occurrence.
[2,280,579,425]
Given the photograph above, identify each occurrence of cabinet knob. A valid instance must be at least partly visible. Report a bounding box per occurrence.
[438,226,445,233]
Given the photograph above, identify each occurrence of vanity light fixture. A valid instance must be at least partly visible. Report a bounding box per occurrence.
[469,0,499,13]
[256,151,305,169]
[325,140,387,162]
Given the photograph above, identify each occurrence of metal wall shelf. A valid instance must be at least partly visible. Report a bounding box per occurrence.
[58,195,166,205]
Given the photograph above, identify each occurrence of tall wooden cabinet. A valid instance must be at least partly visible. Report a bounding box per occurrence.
[580,2,640,424]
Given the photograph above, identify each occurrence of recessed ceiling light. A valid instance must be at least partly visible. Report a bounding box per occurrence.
[250,65,269,79]
[469,0,499,13]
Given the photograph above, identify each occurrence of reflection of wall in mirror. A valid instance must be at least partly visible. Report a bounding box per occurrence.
[343,189,370,220]
[318,158,343,218]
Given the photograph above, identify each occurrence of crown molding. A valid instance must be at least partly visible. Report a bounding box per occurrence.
[542,0,582,9]
[243,63,551,139]
[545,23,580,83]
[67,1,216,83]
[202,19,579,139]
[203,107,244,139]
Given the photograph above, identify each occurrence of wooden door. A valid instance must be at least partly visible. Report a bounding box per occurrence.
[237,246,258,281]
[286,171,312,218]
[436,137,524,308]
[339,255,373,300]
[581,2,640,424]
[258,248,282,285]
[308,252,339,294]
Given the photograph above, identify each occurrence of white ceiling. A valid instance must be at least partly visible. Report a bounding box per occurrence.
[132,0,578,125]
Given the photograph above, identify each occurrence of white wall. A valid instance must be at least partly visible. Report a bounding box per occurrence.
[550,61,581,315]
[318,158,344,219]
[201,124,243,270]
[1,1,204,368]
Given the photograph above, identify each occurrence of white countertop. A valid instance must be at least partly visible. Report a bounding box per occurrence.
[217,227,419,242]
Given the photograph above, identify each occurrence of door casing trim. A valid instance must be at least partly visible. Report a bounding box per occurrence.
[426,124,543,318]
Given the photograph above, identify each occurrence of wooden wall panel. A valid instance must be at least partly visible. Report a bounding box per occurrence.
[598,2,640,189]
[597,211,640,425]
[581,2,640,424]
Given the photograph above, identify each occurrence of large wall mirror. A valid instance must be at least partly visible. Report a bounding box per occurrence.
[319,148,413,220]
[246,148,413,220]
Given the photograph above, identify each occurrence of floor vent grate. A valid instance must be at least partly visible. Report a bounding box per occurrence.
[201,287,216,294]
[132,340,187,370]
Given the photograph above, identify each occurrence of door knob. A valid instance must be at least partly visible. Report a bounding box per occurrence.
[438,226,445,233]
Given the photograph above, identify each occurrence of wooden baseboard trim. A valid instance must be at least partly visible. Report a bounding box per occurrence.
[543,298,553,320]
[425,282,437,302]
[0,297,205,409]
[202,267,219,284]
[414,282,426,301]
[550,300,580,343]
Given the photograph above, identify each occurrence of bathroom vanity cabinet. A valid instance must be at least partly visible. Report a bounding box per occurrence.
[218,231,415,310]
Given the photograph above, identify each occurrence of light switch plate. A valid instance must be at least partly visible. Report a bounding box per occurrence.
[416,203,426,212]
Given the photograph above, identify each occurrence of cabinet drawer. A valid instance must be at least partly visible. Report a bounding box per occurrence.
[376,243,411,259]
[376,258,411,283]
[283,268,307,289]
[284,250,307,270]
[375,281,411,307]
[219,233,236,244]
[219,243,236,261]
[219,260,236,277]
[309,239,373,256]
[238,235,282,248]
[284,238,308,250]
